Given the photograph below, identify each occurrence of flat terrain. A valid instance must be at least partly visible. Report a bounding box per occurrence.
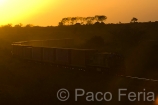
[0,23,158,104]
[0,49,157,105]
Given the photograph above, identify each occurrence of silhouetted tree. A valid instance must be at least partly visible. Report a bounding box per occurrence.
[95,15,107,23]
[61,18,67,25]
[58,22,64,26]
[131,17,138,23]
[66,17,72,25]
[2,24,12,28]
[60,15,107,25]
[77,17,82,24]
[86,17,95,25]
[82,17,87,25]
[61,17,75,25]
[25,24,33,27]
[14,23,23,27]
[71,17,76,25]
[75,17,80,23]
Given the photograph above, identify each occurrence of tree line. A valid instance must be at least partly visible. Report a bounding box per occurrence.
[0,23,35,28]
[59,15,107,26]
[59,16,139,26]
[2,16,158,28]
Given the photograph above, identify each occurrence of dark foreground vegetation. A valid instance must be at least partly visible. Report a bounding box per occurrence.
[0,49,158,105]
[0,22,158,104]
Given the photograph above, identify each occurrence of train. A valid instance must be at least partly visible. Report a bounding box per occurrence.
[11,39,124,74]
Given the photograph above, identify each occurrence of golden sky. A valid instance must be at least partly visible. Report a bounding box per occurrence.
[0,0,158,26]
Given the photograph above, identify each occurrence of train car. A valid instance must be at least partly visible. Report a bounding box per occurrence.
[12,41,31,56]
[24,47,32,60]
[11,44,19,56]
[32,47,43,62]
[13,44,22,57]
[18,45,32,58]
[11,40,124,74]
[43,47,56,63]
[19,41,29,46]
[55,48,72,65]
[89,52,124,73]
[12,44,23,57]
[12,42,22,45]
[11,42,23,56]
[70,49,97,68]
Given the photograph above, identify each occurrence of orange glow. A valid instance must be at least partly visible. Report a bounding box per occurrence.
[0,0,6,5]
[154,96,158,105]
[0,0,53,25]
[0,0,158,26]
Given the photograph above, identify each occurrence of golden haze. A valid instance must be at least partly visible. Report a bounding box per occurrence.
[0,0,158,26]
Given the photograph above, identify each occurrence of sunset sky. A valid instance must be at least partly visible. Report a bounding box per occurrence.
[0,0,157,26]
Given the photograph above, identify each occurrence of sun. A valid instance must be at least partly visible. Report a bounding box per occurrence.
[0,0,6,5]
[0,0,53,25]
